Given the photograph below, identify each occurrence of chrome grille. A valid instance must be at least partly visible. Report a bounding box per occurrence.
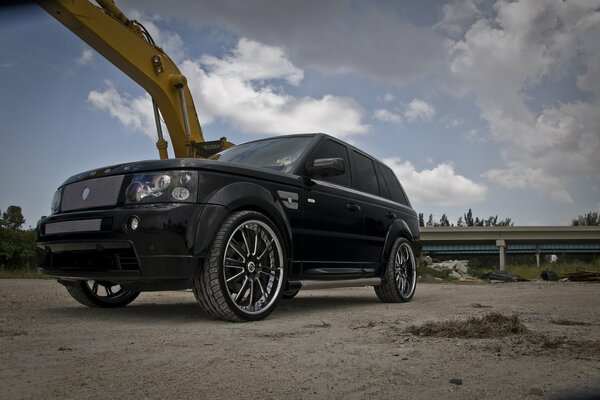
[61,175,124,212]
[45,219,102,235]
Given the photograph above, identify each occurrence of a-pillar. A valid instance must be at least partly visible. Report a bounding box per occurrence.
[496,240,506,271]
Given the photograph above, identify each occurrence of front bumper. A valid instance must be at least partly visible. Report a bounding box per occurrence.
[37,203,212,282]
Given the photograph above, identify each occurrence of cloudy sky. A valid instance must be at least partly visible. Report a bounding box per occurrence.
[1,0,599,228]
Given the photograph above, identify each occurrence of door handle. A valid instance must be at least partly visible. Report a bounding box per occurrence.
[346,203,361,212]
[385,211,397,219]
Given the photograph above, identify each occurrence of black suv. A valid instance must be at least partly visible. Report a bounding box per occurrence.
[37,134,420,321]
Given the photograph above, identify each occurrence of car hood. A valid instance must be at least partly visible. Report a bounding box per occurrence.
[61,158,304,188]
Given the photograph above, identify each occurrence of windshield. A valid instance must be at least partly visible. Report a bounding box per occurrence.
[210,136,313,173]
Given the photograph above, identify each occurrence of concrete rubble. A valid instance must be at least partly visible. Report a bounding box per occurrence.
[426,260,475,280]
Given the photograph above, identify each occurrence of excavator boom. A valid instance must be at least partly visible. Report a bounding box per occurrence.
[38,0,231,159]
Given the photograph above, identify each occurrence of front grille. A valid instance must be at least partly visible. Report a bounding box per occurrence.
[61,175,124,212]
[44,219,102,235]
[49,247,140,272]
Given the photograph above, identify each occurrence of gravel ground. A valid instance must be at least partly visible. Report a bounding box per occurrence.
[1,279,599,400]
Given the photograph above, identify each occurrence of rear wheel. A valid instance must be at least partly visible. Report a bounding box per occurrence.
[193,210,286,321]
[65,280,140,308]
[375,238,417,303]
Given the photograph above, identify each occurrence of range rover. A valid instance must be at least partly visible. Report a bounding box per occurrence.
[37,133,420,321]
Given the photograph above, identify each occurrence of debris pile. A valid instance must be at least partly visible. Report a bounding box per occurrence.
[483,271,528,283]
[562,270,600,282]
[541,269,600,282]
[425,259,476,280]
[541,269,559,281]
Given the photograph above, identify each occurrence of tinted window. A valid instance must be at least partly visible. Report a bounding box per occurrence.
[211,136,312,173]
[307,139,351,187]
[379,164,409,205]
[351,151,379,196]
[375,164,390,199]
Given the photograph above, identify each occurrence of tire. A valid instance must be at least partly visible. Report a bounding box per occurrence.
[192,210,287,322]
[65,280,140,308]
[282,288,300,299]
[375,237,417,303]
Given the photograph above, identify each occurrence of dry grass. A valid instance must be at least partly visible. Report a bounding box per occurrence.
[550,319,592,326]
[541,338,600,356]
[407,313,529,338]
[0,268,49,279]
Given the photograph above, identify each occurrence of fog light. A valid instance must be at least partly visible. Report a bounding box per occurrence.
[128,216,139,231]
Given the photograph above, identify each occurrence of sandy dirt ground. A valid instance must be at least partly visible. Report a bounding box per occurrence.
[1,279,599,400]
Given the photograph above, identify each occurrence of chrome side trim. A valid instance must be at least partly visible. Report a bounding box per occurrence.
[293,278,381,290]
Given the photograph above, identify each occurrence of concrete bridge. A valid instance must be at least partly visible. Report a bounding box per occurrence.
[420,226,600,270]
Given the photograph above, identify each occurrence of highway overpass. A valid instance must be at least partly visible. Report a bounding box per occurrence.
[420,226,600,270]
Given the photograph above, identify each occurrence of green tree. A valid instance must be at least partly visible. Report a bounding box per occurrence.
[497,217,513,227]
[418,213,425,227]
[484,215,498,226]
[439,214,450,227]
[2,205,25,230]
[464,208,474,226]
[571,212,600,226]
[0,205,36,269]
[426,214,434,227]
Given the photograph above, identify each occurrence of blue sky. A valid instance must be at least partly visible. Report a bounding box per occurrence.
[1,0,599,228]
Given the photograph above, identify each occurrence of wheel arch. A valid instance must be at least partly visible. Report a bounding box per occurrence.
[379,219,416,272]
[194,182,293,260]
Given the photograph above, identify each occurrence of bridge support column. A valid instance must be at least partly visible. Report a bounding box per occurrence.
[535,245,540,268]
[496,240,506,271]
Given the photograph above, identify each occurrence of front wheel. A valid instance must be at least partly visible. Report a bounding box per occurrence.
[375,238,417,303]
[65,280,140,308]
[193,210,287,321]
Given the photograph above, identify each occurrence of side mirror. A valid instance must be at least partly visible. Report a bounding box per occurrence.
[305,158,345,178]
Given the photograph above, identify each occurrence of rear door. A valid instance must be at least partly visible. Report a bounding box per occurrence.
[348,150,389,264]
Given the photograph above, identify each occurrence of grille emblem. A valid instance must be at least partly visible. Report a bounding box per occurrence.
[82,187,90,201]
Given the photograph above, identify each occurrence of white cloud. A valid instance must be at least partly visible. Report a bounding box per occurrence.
[484,163,574,204]
[87,81,157,139]
[181,38,368,137]
[76,49,94,66]
[384,157,488,207]
[88,37,369,139]
[577,54,600,95]
[379,93,395,103]
[121,1,445,85]
[435,0,481,38]
[373,109,402,124]
[200,38,303,85]
[463,128,489,143]
[404,98,435,122]
[446,0,600,203]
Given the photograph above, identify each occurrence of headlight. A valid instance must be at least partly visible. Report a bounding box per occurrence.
[125,171,197,204]
[51,189,62,214]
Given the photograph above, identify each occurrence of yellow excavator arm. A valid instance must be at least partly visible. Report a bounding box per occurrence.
[38,0,232,159]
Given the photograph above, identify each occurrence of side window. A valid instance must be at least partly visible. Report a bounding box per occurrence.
[375,164,390,199]
[351,151,379,196]
[379,164,409,206]
[307,139,351,187]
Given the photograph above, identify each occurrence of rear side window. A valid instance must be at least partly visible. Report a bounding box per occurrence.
[351,151,379,196]
[307,139,351,187]
[379,164,409,206]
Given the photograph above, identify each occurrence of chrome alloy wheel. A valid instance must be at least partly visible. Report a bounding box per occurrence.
[393,242,417,298]
[222,219,284,316]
